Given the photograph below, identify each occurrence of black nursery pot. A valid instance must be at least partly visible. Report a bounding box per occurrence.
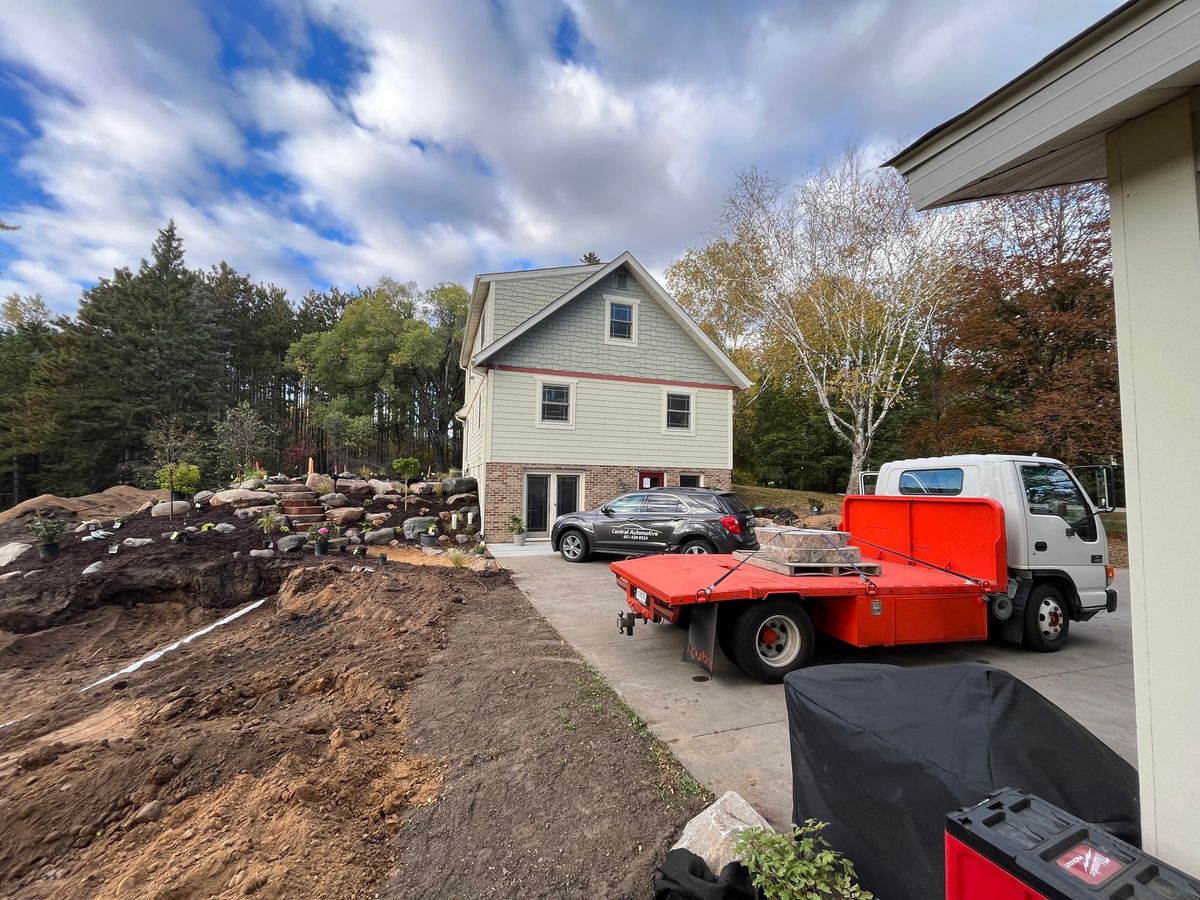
[38,543,60,561]
[419,533,438,547]
[314,542,328,556]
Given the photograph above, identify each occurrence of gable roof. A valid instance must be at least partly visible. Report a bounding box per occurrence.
[885,0,1200,209]
[459,262,602,369]
[467,251,753,390]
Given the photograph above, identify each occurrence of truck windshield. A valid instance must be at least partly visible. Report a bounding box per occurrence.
[1019,465,1097,541]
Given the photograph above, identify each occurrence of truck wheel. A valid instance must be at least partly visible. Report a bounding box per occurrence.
[1024,584,1070,652]
[716,605,740,664]
[558,529,590,563]
[731,599,814,683]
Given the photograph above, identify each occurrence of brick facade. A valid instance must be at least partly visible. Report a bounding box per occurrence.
[483,462,733,542]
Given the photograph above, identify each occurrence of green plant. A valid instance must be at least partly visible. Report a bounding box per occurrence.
[447,467,461,478]
[392,457,420,480]
[25,516,67,545]
[312,475,335,495]
[259,512,287,535]
[733,468,757,486]
[308,522,340,544]
[508,515,526,536]
[734,821,872,900]
[473,541,486,555]
[426,522,438,535]
[465,523,478,535]
[805,496,826,514]
[199,522,216,532]
[447,550,467,568]
[156,462,201,496]
[240,466,267,482]
[358,465,372,481]
[432,482,444,498]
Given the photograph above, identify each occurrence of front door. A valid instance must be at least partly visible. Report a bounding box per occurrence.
[638,471,664,489]
[525,472,582,538]
[1018,463,1108,609]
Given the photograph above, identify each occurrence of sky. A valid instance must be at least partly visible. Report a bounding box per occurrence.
[0,0,1116,313]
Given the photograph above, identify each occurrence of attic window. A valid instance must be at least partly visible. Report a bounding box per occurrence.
[604,295,638,345]
[615,271,628,290]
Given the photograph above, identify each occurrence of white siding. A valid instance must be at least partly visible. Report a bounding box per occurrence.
[462,370,487,477]
[488,369,732,469]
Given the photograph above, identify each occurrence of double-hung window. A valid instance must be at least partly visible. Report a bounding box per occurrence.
[540,383,571,424]
[665,392,693,431]
[604,296,638,344]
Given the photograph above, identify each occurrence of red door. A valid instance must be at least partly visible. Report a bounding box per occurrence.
[638,471,664,489]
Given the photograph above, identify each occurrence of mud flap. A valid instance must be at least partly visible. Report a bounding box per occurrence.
[682,604,717,674]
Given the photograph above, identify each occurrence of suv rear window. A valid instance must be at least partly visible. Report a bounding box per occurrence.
[898,468,963,495]
[716,493,751,514]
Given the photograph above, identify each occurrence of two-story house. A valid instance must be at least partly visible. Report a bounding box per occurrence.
[457,251,752,542]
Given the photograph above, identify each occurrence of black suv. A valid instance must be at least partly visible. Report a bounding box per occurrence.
[550,487,758,562]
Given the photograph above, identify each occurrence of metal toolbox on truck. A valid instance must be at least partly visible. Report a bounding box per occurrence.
[946,787,1200,899]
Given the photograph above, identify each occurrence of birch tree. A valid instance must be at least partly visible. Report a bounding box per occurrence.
[672,147,969,493]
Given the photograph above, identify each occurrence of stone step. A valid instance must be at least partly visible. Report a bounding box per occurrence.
[265,484,316,495]
[755,527,851,550]
[276,491,319,501]
[289,514,327,525]
[280,502,323,513]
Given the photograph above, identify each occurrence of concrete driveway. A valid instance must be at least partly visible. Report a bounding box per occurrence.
[500,547,1135,828]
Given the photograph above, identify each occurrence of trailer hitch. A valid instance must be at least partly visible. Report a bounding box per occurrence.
[617,611,637,636]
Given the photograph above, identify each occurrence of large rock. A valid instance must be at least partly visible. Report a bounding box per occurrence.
[239,478,266,490]
[193,490,214,506]
[671,791,773,876]
[410,481,433,496]
[306,473,335,494]
[365,513,390,527]
[446,492,478,506]
[82,561,104,575]
[213,523,236,535]
[0,542,32,568]
[326,506,364,527]
[754,527,851,549]
[320,492,348,508]
[152,501,192,517]
[362,528,397,546]
[401,516,439,539]
[442,476,477,496]
[276,534,307,553]
[335,478,371,497]
[367,479,399,496]
[235,505,279,520]
[210,489,276,509]
[122,537,154,548]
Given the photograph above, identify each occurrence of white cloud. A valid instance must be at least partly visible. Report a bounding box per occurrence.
[0,0,1116,311]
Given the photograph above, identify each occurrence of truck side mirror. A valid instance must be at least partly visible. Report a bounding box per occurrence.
[1072,464,1117,514]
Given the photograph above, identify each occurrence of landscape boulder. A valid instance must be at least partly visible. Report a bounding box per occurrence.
[446,492,478,506]
[320,492,348,508]
[672,791,773,876]
[402,516,439,540]
[152,501,192,517]
[267,474,291,484]
[249,549,275,558]
[82,561,104,575]
[335,478,371,498]
[0,542,32,568]
[326,507,364,527]
[410,481,433,495]
[365,513,390,527]
[239,478,266,490]
[469,557,500,574]
[276,534,306,553]
[442,476,477,496]
[367,478,399,496]
[193,490,214,506]
[209,489,275,509]
[213,523,237,535]
[122,537,154,548]
[363,528,397,546]
[235,505,277,520]
[306,473,335,494]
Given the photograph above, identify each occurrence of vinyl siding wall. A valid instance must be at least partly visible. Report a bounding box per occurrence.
[490,272,733,384]
[488,368,732,469]
[488,273,592,342]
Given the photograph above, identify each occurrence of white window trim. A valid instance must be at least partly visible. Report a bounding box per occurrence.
[679,473,705,488]
[603,294,640,346]
[662,388,696,435]
[534,377,577,429]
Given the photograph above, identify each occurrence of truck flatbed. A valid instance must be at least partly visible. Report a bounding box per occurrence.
[608,496,1010,680]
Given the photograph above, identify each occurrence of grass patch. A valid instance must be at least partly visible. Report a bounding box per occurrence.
[1100,511,1127,535]
[571,664,711,806]
[734,484,845,516]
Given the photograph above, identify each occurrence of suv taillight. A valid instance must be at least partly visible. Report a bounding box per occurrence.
[720,514,741,535]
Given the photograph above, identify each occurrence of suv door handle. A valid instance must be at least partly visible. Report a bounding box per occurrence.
[1034,541,1048,552]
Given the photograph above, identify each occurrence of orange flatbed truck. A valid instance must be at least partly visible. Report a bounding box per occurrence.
[609,495,1009,682]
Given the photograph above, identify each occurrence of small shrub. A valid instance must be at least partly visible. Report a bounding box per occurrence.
[447,550,467,568]
[25,516,67,545]
[508,515,526,535]
[733,468,757,486]
[473,540,487,555]
[806,496,826,514]
[734,821,872,900]
[259,512,287,535]
[312,475,335,495]
[308,522,341,544]
[432,482,444,498]
[358,465,372,481]
[240,465,267,482]
[156,462,201,496]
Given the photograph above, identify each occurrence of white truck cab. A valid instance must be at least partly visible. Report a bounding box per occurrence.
[867,454,1118,651]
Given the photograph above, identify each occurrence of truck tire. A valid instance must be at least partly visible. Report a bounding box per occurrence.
[1024,583,1070,652]
[557,529,590,563]
[731,598,815,683]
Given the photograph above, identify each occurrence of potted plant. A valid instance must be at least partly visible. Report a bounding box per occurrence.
[509,515,527,546]
[419,523,439,548]
[308,522,339,556]
[807,496,826,515]
[26,516,68,560]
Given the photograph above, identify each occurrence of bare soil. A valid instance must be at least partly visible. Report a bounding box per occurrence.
[0,558,704,898]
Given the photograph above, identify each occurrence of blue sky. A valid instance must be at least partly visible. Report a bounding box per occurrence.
[0,0,1115,312]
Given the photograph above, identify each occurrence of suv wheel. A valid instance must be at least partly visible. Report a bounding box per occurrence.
[558,529,590,563]
[680,539,715,555]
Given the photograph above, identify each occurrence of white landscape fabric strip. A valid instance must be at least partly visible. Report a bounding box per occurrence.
[81,597,268,692]
[0,713,33,730]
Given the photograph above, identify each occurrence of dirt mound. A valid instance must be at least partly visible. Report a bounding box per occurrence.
[0,562,462,898]
[0,487,165,534]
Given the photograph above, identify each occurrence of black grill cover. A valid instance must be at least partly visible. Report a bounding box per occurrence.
[784,663,1140,900]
